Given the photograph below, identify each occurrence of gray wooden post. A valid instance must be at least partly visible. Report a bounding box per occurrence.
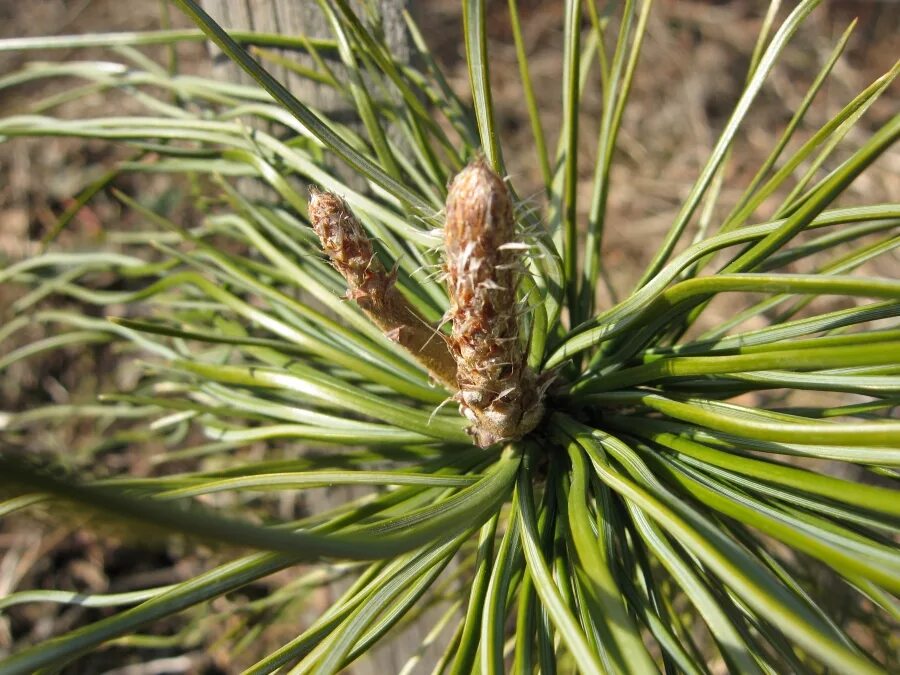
[200,1,410,119]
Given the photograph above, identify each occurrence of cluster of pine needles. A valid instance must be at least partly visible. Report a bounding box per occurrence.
[0,0,898,673]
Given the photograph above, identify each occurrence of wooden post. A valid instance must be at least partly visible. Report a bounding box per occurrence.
[199,1,410,118]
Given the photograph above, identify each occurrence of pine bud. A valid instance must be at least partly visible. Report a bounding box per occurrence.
[444,160,544,447]
[308,188,457,391]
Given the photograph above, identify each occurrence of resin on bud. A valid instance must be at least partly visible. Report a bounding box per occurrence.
[308,188,458,391]
[444,160,544,447]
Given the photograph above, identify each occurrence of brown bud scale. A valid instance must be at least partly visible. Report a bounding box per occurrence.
[444,160,544,447]
[308,188,458,391]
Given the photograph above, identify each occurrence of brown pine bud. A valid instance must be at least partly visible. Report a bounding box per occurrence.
[444,160,544,447]
[308,188,457,391]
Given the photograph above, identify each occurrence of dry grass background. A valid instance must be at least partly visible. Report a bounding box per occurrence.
[0,1,898,672]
